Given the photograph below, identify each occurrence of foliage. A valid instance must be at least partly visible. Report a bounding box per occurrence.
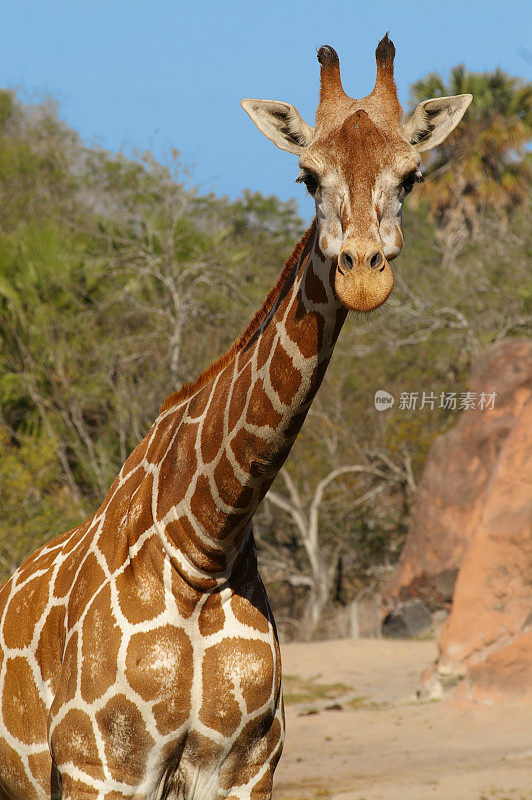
[409,67,531,264]
[0,426,86,577]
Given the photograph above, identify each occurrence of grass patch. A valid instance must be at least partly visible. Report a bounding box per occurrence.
[346,695,372,709]
[282,673,352,705]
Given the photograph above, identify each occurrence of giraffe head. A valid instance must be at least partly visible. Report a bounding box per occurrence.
[242,35,472,312]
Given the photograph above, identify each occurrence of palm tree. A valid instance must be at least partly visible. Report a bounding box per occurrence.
[409,66,531,267]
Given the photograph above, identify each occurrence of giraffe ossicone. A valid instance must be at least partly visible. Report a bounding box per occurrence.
[0,36,471,800]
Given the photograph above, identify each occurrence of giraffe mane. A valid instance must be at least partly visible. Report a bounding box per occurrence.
[160,220,317,413]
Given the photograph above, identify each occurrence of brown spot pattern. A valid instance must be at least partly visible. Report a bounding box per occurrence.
[229,428,270,477]
[228,360,252,434]
[34,603,66,696]
[305,262,329,305]
[97,471,142,571]
[56,630,79,706]
[126,625,193,735]
[95,694,155,785]
[246,378,283,430]
[60,777,99,799]
[52,709,105,780]
[3,657,46,745]
[2,576,47,650]
[286,300,325,359]
[157,420,199,520]
[219,714,282,792]
[124,471,155,544]
[171,563,208,614]
[200,387,226,464]
[269,340,302,405]
[123,429,149,474]
[198,592,226,636]
[0,738,40,799]
[214,449,255,510]
[53,533,91,598]
[115,537,165,624]
[27,751,52,793]
[67,552,106,628]
[230,589,270,634]
[200,638,275,737]
[166,515,228,575]
[145,408,179,464]
[190,474,242,538]
[200,643,242,737]
[187,381,212,420]
[81,585,121,704]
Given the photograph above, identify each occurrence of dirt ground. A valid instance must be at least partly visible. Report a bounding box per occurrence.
[274,638,532,800]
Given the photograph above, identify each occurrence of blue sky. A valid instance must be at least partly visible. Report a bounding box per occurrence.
[1,0,530,218]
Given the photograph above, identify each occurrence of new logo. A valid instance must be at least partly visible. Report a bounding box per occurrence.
[374,390,395,411]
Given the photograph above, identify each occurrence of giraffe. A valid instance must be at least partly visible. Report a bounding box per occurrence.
[0,36,471,800]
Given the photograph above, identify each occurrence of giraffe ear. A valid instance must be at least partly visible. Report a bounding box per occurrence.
[403,94,472,152]
[241,99,313,155]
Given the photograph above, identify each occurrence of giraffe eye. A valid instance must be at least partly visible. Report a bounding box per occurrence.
[296,169,320,197]
[400,170,423,195]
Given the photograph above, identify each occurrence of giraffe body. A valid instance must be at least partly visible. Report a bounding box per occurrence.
[0,227,344,799]
[0,516,283,800]
[0,36,472,800]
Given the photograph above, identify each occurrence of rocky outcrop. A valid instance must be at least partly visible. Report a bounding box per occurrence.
[385,339,532,608]
[428,395,532,702]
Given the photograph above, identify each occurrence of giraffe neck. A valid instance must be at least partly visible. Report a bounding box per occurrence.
[148,220,347,587]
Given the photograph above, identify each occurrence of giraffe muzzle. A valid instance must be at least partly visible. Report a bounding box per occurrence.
[335,243,394,311]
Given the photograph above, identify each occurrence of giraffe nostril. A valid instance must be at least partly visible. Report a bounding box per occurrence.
[369,251,383,270]
[340,251,354,272]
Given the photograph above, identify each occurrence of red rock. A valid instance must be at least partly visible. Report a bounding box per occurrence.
[434,395,532,702]
[464,631,532,703]
[384,339,532,608]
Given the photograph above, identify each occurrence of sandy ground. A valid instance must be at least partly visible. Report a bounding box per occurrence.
[273,639,532,800]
